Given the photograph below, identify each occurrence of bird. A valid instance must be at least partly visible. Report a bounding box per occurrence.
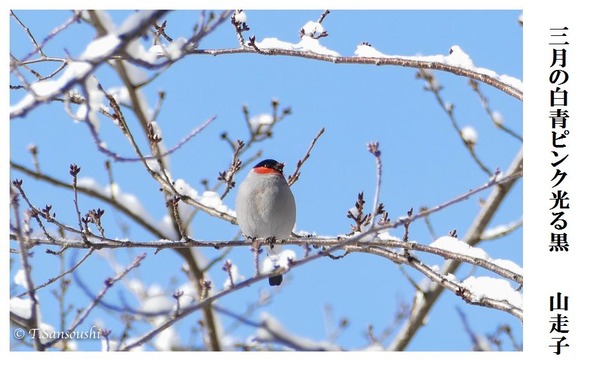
[235,159,296,286]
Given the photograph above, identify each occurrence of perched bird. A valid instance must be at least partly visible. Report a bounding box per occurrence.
[235,159,296,286]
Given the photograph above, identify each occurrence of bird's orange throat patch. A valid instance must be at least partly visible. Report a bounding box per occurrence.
[253,166,281,175]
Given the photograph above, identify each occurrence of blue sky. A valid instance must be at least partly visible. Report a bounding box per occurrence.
[10,9,523,352]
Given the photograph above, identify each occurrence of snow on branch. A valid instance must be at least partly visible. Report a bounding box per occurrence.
[10,10,169,119]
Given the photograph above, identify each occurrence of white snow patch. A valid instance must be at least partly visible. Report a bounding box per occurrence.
[262,249,296,274]
[10,297,32,319]
[140,293,173,314]
[154,326,180,351]
[350,44,522,95]
[233,10,247,24]
[430,236,490,260]
[164,37,188,60]
[492,259,523,276]
[446,45,474,68]
[499,75,523,91]
[461,125,478,144]
[81,34,121,61]
[122,61,150,85]
[14,269,30,289]
[89,10,117,33]
[301,21,325,36]
[253,36,339,56]
[254,37,295,50]
[297,35,339,56]
[249,113,274,131]
[354,43,387,58]
[117,10,157,35]
[174,179,199,199]
[492,111,504,126]
[376,230,402,241]
[107,86,131,106]
[11,61,92,116]
[461,276,522,308]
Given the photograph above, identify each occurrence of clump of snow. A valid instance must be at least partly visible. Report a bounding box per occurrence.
[249,113,274,132]
[11,61,92,116]
[84,76,104,129]
[76,177,103,192]
[297,35,339,56]
[446,45,474,68]
[139,294,173,315]
[88,10,117,33]
[107,86,131,106]
[492,111,504,126]
[354,42,387,58]
[125,278,146,299]
[117,10,158,36]
[10,297,32,319]
[81,34,121,61]
[127,40,159,63]
[492,259,523,276]
[376,230,402,241]
[154,326,180,351]
[120,61,150,86]
[461,125,478,145]
[430,236,522,278]
[262,249,296,274]
[199,190,232,214]
[253,35,339,57]
[350,43,522,96]
[301,21,325,37]
[498,75,523,91]
[174,179,200,199]
[430,236,490,261]
[233,10,247,24]
[157,214,177,240]
[254,37,295,50]
[445,273,458,283]
[160,37,187,60]
[14,269,30,289]
[461,276,522,308]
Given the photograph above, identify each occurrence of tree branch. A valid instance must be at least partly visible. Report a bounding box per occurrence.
[193,47,522,101]
[389,147,523,350]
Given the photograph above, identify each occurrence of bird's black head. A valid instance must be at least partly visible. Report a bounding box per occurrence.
[254,159,284,173]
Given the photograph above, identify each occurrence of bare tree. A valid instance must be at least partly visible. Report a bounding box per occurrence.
[10,10,522,351]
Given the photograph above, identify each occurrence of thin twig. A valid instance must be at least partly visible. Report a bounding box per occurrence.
[18,11,83,62]
[367,141,382,230]
[317,10,331,24]
[11,10,46,58]
[44,253,146,349]
[417,69,493,177]
[287,128,325,186]
[17,249,95,298]
[469,79,522,141]
[10,185,44,351]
